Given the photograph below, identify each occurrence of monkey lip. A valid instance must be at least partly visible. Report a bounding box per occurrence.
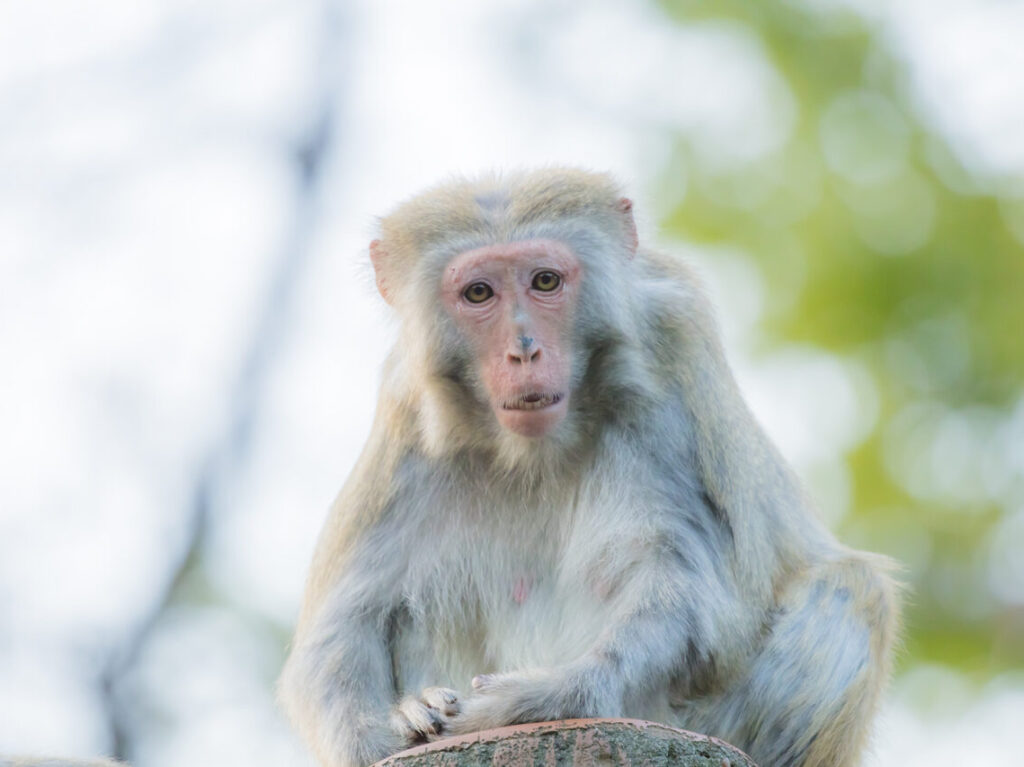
[495,392,569,438]
[501,392,564,411]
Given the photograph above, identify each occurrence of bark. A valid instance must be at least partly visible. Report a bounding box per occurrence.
[374,719,757,767]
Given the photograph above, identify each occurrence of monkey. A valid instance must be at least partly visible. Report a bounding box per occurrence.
[277,168,900,767]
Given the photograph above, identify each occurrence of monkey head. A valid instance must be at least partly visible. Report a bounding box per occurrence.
[369,169,639,445]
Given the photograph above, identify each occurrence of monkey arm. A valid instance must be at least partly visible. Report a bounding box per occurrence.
[278,409,417,767]
[280,557,407,765]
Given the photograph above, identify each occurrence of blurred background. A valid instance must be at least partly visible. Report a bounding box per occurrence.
[1,0,1022,764]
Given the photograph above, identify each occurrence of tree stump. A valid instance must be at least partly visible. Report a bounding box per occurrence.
[374,719,758,767]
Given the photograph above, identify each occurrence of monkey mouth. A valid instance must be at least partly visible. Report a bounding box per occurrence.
[502,392,564,411]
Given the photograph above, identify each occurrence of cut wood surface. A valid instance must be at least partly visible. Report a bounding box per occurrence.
[374,718,758,767]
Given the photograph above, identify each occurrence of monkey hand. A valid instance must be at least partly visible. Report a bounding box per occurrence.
[449,665,623,735]
[390,686,461,745]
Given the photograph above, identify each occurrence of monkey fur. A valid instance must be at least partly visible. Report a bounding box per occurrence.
[278,168,900,767]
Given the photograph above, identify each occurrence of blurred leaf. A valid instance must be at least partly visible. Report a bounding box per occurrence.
[659,0,1024,677]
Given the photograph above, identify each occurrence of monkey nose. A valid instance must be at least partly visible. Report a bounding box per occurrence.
[508,334,540,364]
[507,347,541,364]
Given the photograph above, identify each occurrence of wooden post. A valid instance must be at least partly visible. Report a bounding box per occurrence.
[374,719,758,767]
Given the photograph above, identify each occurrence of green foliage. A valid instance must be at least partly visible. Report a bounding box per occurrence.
[659,0,1024,675]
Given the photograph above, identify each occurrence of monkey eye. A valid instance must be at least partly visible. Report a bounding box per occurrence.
[531,271,561,292]
[463,282,494,304]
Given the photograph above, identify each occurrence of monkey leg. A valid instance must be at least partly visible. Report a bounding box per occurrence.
[697,556,898,767]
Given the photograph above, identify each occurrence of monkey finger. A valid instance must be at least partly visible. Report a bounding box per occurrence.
[471,673,497,691]
[397,695,445,738]
[421,686,460,716]
[390,707,421,744]
[446,692,511,736]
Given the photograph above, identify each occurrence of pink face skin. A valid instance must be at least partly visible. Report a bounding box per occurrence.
[442,239,582,438]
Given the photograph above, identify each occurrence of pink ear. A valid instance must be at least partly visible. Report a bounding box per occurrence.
[369,239,392,304]
[616,198,638,257]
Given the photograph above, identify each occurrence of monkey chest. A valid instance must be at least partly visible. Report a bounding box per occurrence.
[393,569,614,692]
[393,516,652,688]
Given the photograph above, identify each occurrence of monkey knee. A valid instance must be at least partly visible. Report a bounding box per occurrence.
[754,562,896,711]
[786,557,898,634]
[753,558,899,746]
[815,555,902,667]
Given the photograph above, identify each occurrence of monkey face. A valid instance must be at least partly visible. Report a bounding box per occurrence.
[441,238,582,439]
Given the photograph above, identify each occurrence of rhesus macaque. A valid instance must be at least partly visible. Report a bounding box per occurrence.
[279,169,899,767]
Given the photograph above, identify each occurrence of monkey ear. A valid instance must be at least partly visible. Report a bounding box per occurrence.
[616,198,639,258]
[369,239,393,305]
